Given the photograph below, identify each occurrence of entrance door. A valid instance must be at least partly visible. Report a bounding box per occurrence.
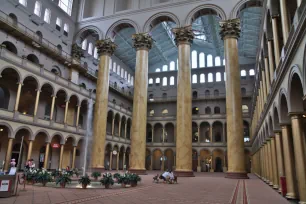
[215,157,223,172]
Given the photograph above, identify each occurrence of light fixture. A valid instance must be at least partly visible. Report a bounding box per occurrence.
[0,128,3,132]
[195,108,199,110]
[303,115,306,118]
[23,112,27,115]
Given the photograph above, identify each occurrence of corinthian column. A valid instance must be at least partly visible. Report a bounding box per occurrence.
[172,26,194,177]
[129,33,153,174]
[91,39,117,171]
[220,19,248,179]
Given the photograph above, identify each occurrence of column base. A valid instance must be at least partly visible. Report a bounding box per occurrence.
[174,170,194,177]
[129,169,147,175]
[269,181,273,186]
[286,192,298,200]
[91,167,105,172]
[273,184,279,189]
[197,166,201,172]
[225,172,249,179]
[298,201,306,204]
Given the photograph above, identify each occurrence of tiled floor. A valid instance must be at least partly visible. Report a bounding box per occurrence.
[0,172,290,204]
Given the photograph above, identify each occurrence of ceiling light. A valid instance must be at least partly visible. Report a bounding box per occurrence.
[0,129,3,132]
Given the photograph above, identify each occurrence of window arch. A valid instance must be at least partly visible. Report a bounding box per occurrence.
[169,61,175,71]
[199,52,205,67]
[56,17,62,30]
[241,70,246,77]
[200,74,205,83]
[214,89,219,96]
[44,9,51,23]
[214,107,221,114]
[162,77,167,86]
[156,77,160,84]
[156,68,161,72]
[249,69,255,76]
[170,76,175,85]
[208,73,213,82]
[162,65,168,71]
[205,90,210,96]
[192,50,197,68]
[88,42,93,55]
[192,74,197,84]
[162,109,168,115]
[205,107,211,114]
[215,56,221,66]
[207,55,213,67]
[113,62,116,72]
[117,65,121,75]
[51,66,61,76]
[242,105,249,113]
[34,1,42,16]
[162,93,167,99]
[216,72,221,82]
[124,71,127,79]
[149,78,153,84]
[82,39,87,50]
[9,13,18,25]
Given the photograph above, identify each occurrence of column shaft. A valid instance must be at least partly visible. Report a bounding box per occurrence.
[161,155,165,171]
[116,152,120,170]
[4,138,13,172]
[280,0,289,43]
[291,115,306,202]
[271,137,279,189]
[261,71,267,102]
[272,18,281,68]
[72,146,76,168]
[50,96,56,121]
[123,153,126,170]
[109,152,113,170]
[76,105,81,127]
[64,101,69,124]
[111,119,115,135]
[275,132,285,192]
[34,90,41,116]
[27,140,33,160]
[14,83,22,111]
[281,125,298,199]
[59,144,64,169]
[264,58,271,93]
[268,140,274,186]
[267,41,275,83]
[43,143,50,169]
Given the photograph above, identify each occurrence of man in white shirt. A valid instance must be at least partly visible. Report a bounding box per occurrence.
[160,171,170,181]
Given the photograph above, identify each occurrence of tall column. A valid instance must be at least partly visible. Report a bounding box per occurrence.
[72,146,76,169]
[210,126,213,142]
[297,0,301,7]
[50,95,56,121]
[198,127,200,144]
[271,137,279,189]
[261,70,267,102]
[75,105,81,127]
[162,128,165,143]
[123,152,126,170]
[116,152,120,171]
[267,41,275,83]
[220,19,248,179]
[14,83,22,111]
[43,143,50,169]
[172,26,194,177]
[109,151,113,170]
[111,118,115,135]
[124,123,127,139]
[271,18,281,68]
[280,0,289,43]
[161,154,165,171]
[290,115,306,203]
[91,39,116,171]
[267,139,274,186]
[4,138,13,172]
[64,100,69,124]
[150,154,153,170]
[27,140,33,160]
[281,125,298,199]
[197,155,201,172]
[264,58,271,93]
[33,89,41,117]
[129,33,153,175]
[275,131,285,193]
[59,144,64,169]
[118,120,122,138]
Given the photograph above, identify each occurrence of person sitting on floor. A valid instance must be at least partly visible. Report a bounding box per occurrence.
[160,171,170,182]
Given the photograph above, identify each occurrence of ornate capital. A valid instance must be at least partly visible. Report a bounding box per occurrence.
[132,33,153,50]
[172,25,194,45]
[219,18,241,40]
[96,39,117,56]
[71,44,84,60]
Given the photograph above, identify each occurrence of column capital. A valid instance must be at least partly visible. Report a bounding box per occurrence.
[219,18,241,40]
[132,33,153,50]
[288,112,305,119]
[172,25,194,45]
[96,39,117,56]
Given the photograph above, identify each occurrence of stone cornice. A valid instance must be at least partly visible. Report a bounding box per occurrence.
[132,33,153,50]
[219,18,241,40]
[172,26,194,46]
[96,39,117,56]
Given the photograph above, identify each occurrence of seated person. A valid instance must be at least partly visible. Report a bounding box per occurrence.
[159,171,170,181]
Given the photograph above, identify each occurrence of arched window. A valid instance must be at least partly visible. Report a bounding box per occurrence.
[82,39,87,50]
[56,17,62,30]
[249,69,255,76]
[109,58,112,70]
[199,52,205,67]
[156,68,161,72]
[241,70,246,76]
[162,109,168,115]
[214,89,219,96]
[215,56,221,66]
[0,86,10,109]
[223,59,225,65]
[9,13,18,25]
[216,72,221,82]
[57,44,62,53]
[51,66,61,76]
[128,74,131,82]
[1,41,18,54]
[169,61,175,71]
[121,69,124,78]
[94,47,98,59]
[214,107,220,114]
[36,31,43,43]
[162,65,168,71]
[117,65,121,75]
[124,71,127,79]
[156,77,160,84]
[192,74,197,84]
[200,74,205,83]
[113,62,116,72]
[224,72,226,81]
[192,50,197,68]
[149,78,153,84]
[64,24,69,36]
[19,0,27,6]
[131,76,134,85]
[205,90,210,96]
[242,105,249,113]
[162,77,167,86]
[44,9,51,23]
[208,73,213,82]
[205,107,211,114]
[207,55,213,67]
[88,43,93,55]
[34,1,42,16]
[170,76,175,85]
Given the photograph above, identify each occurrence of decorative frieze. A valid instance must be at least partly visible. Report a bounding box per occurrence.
[96,39,117,56]
[219,18,241,40]
[171,25,194,45]
[132,33,153,50]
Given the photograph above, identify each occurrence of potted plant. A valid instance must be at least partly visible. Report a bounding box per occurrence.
[100,173,114,189]
[35,169,52,186]
[78,174,91,189]
[73,168,79,178]
[56,171,72,188]
[129,173,141,187]
[24,168,38,184]
[118,173,129,188]
[51,170,61,179]
[113,173,121,183]
[91,172,101,181]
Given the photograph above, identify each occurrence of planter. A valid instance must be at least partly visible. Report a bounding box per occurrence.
[60,183,66,188]
[82,184,87,189]
[104,184,110,189]
[131,182,137,187]
[27,180,34,185]
[121,183,126,188]
[42,181,48,187]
